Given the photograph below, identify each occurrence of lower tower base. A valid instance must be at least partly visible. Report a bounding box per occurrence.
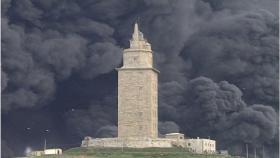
[81,137,178,148]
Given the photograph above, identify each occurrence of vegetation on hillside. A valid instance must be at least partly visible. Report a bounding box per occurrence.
[36,147,238,158]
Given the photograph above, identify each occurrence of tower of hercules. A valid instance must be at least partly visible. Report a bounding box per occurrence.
[116,23,159,139]
[81,23,216,152]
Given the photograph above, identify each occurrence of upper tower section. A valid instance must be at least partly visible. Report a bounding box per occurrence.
[122,23,153,68]
[129,23,152,50]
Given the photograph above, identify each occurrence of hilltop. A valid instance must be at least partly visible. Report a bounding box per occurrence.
[37,147,237,158]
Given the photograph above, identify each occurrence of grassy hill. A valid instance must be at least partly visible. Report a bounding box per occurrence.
[38,147,237,158]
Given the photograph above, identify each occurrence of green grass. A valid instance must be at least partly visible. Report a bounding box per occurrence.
[37,147,235,158]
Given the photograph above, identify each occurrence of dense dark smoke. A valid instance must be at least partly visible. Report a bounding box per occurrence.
[64,95,117,138]
[1,139,14,158]
[1,15,122,110]
[158,121,180,136]
[1,0,278,157]
[179,77,278,156]
[181,10,279,108]
[2,0,122,111]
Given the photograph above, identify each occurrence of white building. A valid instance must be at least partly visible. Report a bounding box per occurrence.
[185,137,216,154]
[27,148,62,157]
[44,148,63,155]
[27,150,44,157]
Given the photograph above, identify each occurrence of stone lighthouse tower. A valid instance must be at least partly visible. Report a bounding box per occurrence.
[81,23,216,150]
[116,23,159,139]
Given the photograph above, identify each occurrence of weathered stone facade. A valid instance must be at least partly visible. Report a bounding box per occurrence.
[81,134,217,153]
[117,22,159,139]
[81,137,173,148]
[165,133,185,140]
[185,138,216,154]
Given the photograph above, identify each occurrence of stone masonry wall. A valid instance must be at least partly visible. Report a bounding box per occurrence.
[81,138,173,148]
[117,68,158,139]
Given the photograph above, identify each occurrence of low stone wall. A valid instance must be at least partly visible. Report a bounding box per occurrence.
[81,137,175,148]
[81,137,216,154]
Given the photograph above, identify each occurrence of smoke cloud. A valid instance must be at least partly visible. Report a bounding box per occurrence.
[1,139,14,158]
[181,10,279,108]
[64,95,117,138]
[1,1,122,111]
[179,77,277,155]
[158,121,180,136]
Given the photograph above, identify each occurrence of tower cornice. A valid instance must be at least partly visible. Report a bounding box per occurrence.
[116,67,160,73]
[124,49,152,53]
